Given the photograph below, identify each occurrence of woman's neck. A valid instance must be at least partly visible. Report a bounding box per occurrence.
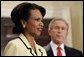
[22,32,36,52]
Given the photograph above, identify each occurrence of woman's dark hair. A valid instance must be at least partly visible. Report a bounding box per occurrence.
[11,2,46,34]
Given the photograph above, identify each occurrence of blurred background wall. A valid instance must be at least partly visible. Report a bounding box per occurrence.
[1,1,83,55]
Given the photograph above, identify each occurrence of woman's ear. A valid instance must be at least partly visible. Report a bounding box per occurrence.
[20,20,26,28]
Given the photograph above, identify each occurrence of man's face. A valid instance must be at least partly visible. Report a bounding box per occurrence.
[24,9,44,37]
[49,20,68,44]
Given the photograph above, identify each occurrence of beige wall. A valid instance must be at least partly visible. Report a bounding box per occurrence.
[1,1,83,52]
[52,1,83,53]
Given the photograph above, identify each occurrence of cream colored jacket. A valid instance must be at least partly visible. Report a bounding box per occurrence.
[4,34,47,56]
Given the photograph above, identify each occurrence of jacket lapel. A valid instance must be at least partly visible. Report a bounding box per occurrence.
[64,45,72,56]
[44,44,54,56]
[19,34,36,56]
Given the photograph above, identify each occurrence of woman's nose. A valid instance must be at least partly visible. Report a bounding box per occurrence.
[40,21,44,27]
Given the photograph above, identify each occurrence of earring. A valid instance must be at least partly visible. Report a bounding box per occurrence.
[23,25,25,28]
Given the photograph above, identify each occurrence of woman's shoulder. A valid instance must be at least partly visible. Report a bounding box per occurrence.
[8,38,20,43]
[5,38,22,47]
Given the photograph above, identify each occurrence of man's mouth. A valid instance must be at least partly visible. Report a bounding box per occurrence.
[56,35,62,37]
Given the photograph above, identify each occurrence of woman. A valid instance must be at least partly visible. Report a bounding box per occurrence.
[4,2,47,56]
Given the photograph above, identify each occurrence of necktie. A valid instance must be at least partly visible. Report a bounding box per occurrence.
[57,47,62,56]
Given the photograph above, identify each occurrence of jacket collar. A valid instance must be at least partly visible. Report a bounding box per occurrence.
[19,33,42,56]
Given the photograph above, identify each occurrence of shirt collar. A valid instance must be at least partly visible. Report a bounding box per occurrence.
[50,41,65,51]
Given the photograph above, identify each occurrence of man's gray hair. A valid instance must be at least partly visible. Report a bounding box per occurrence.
[48,18,69,31]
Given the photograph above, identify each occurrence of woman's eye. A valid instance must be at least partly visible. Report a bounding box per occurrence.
[35,19,39,21]
[35,18,40,21]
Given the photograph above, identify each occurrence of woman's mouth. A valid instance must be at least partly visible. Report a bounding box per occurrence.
[38,28,42,31]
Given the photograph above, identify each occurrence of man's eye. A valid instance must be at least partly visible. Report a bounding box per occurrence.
[62,27,66,30]
[55,26,59,29]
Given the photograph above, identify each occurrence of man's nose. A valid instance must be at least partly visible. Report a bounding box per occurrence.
[57,29,62,34]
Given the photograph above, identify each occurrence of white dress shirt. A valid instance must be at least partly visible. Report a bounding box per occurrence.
[50,41,66,56]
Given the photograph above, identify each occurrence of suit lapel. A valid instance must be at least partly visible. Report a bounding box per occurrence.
[45,44,54,56]
[64,45,72,56]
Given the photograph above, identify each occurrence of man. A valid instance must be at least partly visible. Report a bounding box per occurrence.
[44,18,82,56]
[4,2,47,56]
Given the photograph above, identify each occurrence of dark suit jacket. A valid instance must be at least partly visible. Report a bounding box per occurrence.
[44,44,82,56]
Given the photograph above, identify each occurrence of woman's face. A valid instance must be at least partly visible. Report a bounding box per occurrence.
[23,9,44,37]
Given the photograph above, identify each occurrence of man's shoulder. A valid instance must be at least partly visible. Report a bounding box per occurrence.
[43,44,51,51]
[65,46,81,52]
[65,45,82,56]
